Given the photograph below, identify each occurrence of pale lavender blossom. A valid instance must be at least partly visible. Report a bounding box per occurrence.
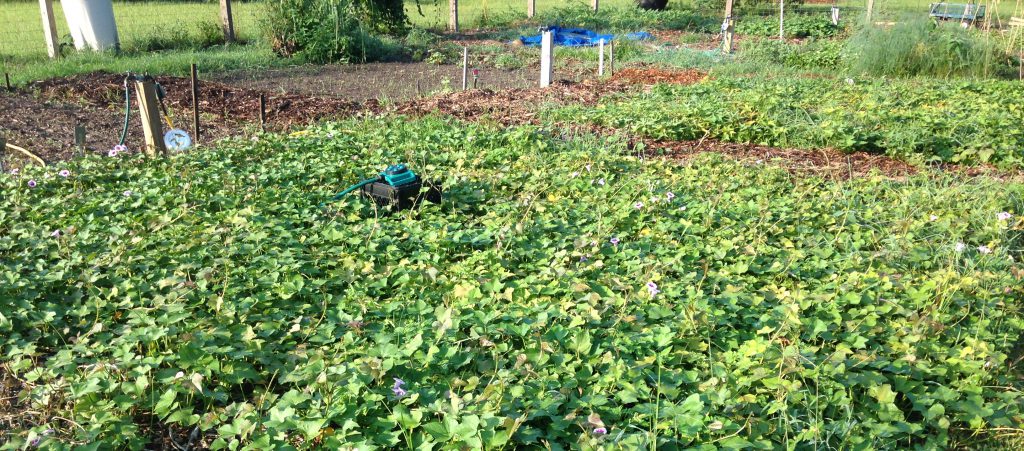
[978,245,992,254]
[50,229,61,238]
[646,281,660,298]
[666,192,675,201]
[597,178,605,186]
[997,212,1013,221]
[571,171,580,178]
[593,427,607,435]
[10,168,19,175]
[634,202,644,209]
[108,148,119,157]
[585,163,592,172]
[123,190,133,197]
[58,169,70,178]
[579,255,588,262]
[609,237,619,245]
[955,242,966,252]
[27,179,37,188]
[929,215,938,222]
[392,377,407,397]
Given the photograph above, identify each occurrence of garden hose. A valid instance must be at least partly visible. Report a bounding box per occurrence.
[5,142,46,167]
[321,176,381,207]
[118,74,131,146]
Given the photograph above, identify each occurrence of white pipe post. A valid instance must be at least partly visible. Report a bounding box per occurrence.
[540,31,553,88]
[866,0,874,24]
[598,39,605,76]
[592,0,599,12]
[462,47,468,90]
[39,0,59,58]
[528,0,535,18]
[831,6,840,26]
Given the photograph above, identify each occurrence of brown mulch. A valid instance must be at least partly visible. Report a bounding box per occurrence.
[610,67,707,86]
[32,73,361,133]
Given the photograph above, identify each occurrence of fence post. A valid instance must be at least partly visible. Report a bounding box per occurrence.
[462,47,468,90]
[39,0,59,59]
[866,0,874,24]
[449,0,459,33]
[831,6,840,26]
[259,94,267,132]
[723,0,735,54]
[4,73,11,91]
[598,39,605,76]
[191,63,200,144]
[74,125,86,158]
[592,0,599,12]
[528,0,535,19]
[220,0,236,43]
[135,79,167,157]
[540,31,553,88]
[779,0,785,40]
[609,40,614,75]
[0,134,6,173]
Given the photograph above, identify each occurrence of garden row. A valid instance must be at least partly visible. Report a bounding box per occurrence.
[1,117,1022,448]
[551,75,1024,167]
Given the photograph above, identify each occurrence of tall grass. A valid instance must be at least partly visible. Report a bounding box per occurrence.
[845,18,1015,79]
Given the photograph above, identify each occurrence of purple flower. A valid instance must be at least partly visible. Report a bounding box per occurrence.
[585,163,592,172]
[27,179,37,188]
[114,144,127,153]
[646,281,660,298]
[579,255,588,262]
[58,169,71,178]
[609,237,619,245]
[593,427,608,435]
[50,229,61,238]
[597,178,605,186]
[634,202,644,209]
[123,190,133,197]
[929,215,938,222]
[108,148,119,157]
[392,377,407,397]
[10,168,19,175]
[571,171,580,178]
[666,192,675,201]
[978,245,992,254]
[997,211,1013,221]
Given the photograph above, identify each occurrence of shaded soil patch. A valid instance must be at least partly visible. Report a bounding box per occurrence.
[211,62,537,101]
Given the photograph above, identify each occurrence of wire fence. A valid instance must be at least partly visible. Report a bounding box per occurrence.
[0,0,265,61]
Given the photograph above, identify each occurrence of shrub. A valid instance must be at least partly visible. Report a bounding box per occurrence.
[845,19,1015,79]
[743,38,844,70]
[264,0,407,63]
[735,14,841,39]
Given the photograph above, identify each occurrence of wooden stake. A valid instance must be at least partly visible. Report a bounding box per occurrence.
[540,31,553,88]
[220,0,236,43]
[462,47,468,90]
[723,0,736,54]
[527,0,535,18]
[592,0,599,12]
[74,125,86,158]
[135,79,166,157]
[449,0,459,33]
[190,63,200,144]
[598,39,605,76]
[0,134,6,173]
[609,40,615,75]
[779,0,785,40]
[259,94,266,132]
[4,73,10,91]
[39,0,60,59]
[866,0,874,24]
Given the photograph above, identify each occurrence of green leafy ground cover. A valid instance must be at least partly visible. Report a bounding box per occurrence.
[2,117,1023,448]
[551,76,1024,167]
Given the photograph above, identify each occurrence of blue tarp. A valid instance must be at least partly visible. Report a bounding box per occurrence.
[519,26,653,47]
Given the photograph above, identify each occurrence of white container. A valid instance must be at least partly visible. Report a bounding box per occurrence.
[61,0,120,51]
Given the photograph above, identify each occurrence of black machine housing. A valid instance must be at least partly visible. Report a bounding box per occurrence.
[359,175,442,211]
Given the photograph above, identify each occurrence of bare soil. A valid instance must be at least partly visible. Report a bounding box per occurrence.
[2,66,1021,182]
[211,62,538,101]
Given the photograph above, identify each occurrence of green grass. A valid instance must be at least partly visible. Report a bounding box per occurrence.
[0,0,265,60]
[2,116,1022,448]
